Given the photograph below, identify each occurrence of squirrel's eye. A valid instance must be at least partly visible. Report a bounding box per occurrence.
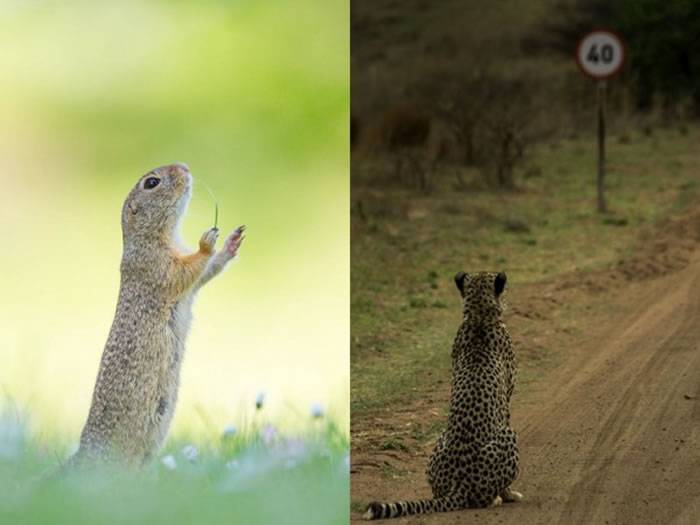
[144,177,161,189]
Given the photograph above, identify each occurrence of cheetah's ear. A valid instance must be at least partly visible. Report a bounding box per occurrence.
[454,271,468,296]
[495,272,507,297]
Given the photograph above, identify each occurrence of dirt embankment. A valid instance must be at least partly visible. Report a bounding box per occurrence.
[351,205,700,524]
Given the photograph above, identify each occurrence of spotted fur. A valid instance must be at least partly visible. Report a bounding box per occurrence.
[364,271,522,520]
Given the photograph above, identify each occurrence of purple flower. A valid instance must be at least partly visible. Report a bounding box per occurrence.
[181,444,199,461]
[261,424,277,445]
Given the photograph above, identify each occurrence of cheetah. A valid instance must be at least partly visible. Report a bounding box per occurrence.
[363,271,522,520]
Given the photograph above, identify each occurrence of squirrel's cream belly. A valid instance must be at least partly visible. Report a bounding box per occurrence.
[151,293,196,452]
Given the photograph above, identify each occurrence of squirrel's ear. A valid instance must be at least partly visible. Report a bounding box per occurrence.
[125,202,139,230]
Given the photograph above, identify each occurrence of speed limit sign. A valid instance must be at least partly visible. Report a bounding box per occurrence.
[575,29,626,213]
[576,30,625,79]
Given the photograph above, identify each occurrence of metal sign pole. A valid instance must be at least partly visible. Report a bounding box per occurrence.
[576,29,624,213]
[597,80,607,213]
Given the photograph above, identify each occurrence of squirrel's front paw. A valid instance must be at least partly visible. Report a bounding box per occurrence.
[199,227,219,254]
[223,225,245,258]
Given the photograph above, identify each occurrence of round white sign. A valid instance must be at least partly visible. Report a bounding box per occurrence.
[576,30,625,79]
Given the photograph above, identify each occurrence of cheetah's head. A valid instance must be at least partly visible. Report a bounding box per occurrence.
[454,271,507,319]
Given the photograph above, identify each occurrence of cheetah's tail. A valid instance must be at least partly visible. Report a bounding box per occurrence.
[362,496,463,520]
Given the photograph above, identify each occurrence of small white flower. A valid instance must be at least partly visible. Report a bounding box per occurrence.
[255,391,266,410]
[261,424,277,445]
[161,454,177,470]
[310,402,325,418]
[181,444,199,461]
[225,459,240,470]
[222,425,237,439]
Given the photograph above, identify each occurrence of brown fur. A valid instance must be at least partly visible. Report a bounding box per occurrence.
[71,163,244,466]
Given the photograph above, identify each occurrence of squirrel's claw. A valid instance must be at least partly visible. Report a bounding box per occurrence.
[224,226,245,257]
[199,227,219,254]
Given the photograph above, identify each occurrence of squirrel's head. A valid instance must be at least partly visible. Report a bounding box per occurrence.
[121,163,192,243]
[454,271,507,320]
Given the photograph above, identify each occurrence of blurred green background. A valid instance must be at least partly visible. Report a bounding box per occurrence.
[0,0,348,440]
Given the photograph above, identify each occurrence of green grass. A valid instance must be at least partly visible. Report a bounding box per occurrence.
[351,125,700,417]
[0,406,349,525]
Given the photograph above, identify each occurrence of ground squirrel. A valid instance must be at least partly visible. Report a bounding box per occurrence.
[72,163,244,466]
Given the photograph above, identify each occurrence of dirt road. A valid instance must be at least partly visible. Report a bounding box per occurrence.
[352,242,700,523]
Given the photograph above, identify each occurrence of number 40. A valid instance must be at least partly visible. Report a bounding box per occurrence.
[587,43,614,64]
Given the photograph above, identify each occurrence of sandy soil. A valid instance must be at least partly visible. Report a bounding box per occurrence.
[351,209,700,524]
